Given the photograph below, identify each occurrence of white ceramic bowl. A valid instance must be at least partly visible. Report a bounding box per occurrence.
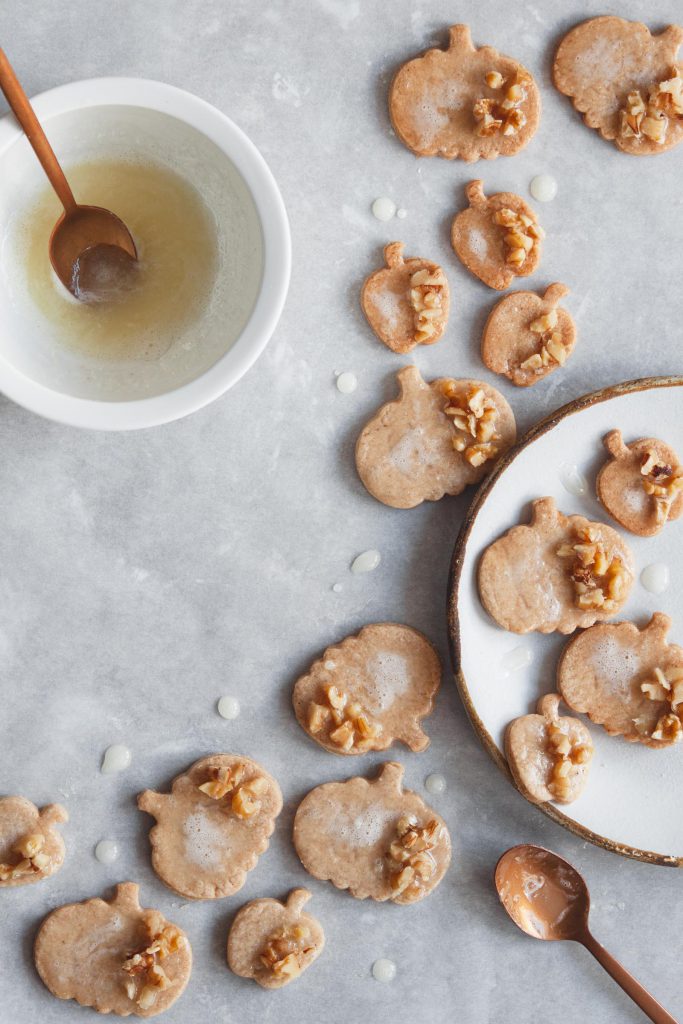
[0,78,290,429]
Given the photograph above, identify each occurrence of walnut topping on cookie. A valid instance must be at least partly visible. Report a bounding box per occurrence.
[619,68,683,144]
[473,70,530,137]
[640,449,683,524]
[122,925,186,1011]
[441,381,500,467]
[308,683,382,753]
[597,430,683,536]
[0,797,67,888]
[556,525,628,613]
[386,816,444,900]
[639,665,683,744]
[197,764,269,820]
[492,206,544,268]
[409,265,448,345]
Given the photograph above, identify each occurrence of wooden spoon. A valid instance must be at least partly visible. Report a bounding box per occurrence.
[0,48,137,299]
[495,844,678,1024]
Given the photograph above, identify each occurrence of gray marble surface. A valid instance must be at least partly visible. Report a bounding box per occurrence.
[1,1,682,1022]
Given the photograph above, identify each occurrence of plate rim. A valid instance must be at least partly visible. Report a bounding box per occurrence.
[447,375,683,868]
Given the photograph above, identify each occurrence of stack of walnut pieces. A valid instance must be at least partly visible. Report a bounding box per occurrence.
[620,67,683,145]
[408,266,447,345]
[441,382,501,468]
[386,816,443,901]
[639,665,683,744]
[473,69,530,138]
[546,721,592,801]
[122,925,186,1012]
[520,308,567,373]
[556,525,628,612]
[259,922,315,982]
[641,449,683,525]
[0,832,50,882]
[307,682,382,753]
[198,763,269,819]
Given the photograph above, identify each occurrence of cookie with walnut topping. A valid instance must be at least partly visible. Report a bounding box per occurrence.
[597,430,683,536]
[0,797,67,887]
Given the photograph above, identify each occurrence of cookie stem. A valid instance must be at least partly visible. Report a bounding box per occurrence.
[383,242,405,269]
[603,429,629,460]
[543,282,570,307]
[448,24,474,51]
[286,888,311,914]
[465,180,487,209]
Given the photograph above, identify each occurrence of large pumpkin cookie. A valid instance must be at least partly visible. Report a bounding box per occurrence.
[293,762,451,905]
[292,622,441,755]
[558,612,683,748]
[451,180,543,290]
[0,797,67,887]
[553,17,683,155]
[355,366,516,509]
[478,497,634,635]
[597,430,683,536]
[389,24,540,161]
[34,882,192,1017]
[138,754,282,900]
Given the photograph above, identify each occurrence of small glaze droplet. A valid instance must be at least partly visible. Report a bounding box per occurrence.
[396,207,407,219]
[332,582,343,593]
[640,562,670,595]
[351,549,381,574]
[372,958,397,982]
[425,773,446,795]
[559,463,588,498]
[500,645,533,677]
[94,840,119,864]
[371,196,396,222]
[324,660,336,671]
[529,174,558,203]
[336,371,358,394]
[217,696,241,720]
[101,744,131,775]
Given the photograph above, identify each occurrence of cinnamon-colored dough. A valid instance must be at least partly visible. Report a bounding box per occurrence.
[596,430,683,536]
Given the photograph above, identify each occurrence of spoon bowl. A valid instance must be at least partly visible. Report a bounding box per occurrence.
[50,205,137,296]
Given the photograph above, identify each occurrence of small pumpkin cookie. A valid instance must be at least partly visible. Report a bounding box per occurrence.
[505,694,593,805]
[0,797,67,887]
[597,430,683,536]
[482,283,576,386]
[34,882,192,1017]
[389,24,540,161]
[553,17,683,155]
[293,762,450,905]
[355,365,516,509]
[227,888,324,989]
[292,622,441,755]
[361,242,449,353]
[478,497,634,635]
[138,754,282,900]
[558,612,683,748]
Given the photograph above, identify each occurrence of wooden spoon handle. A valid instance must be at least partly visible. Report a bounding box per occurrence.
[582,931,679,1024]
[0,48,76,212]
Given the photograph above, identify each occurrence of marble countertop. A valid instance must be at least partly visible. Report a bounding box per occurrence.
[1,1,682,1022]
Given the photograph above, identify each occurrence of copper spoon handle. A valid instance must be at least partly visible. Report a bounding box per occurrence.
[0,48,76,213]
[582,931,679,1024]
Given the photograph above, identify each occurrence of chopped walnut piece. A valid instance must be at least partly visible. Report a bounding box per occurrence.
[619,69,683,145]
[197,763,246,800]
[232,777,268,820]
[123,926,183,1009]
[546,721,592,800]
[408,267,446,344]
[639,450,683,524]
[386,816,442,899]
[306,682,382,752]
[638,665,683,742]
[520,308,567,373]
[259,924,314,979]
[441,382,501,467]
[473,70,528,137]
[0,831,50,881]
[652,713,682,744]
[198,764,268,819]
[492,207,544,267]
[556,526,627,612]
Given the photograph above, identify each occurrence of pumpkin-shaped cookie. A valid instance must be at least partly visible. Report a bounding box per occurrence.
[478,497,635,635]
[554,17,683,155]
[481,283,576,386]
[0,797,67,887]
[389,24,540,161]
[505,694,593,804]
[293,762,451,905]
[361,242,450,353]
[292,622,441,755]
[558,612,683,747]
[597,430,683,536]
[355,365,516,509]
[138,754,282,900]
[34,882,192,1017]
[451,180,543,290]
[227,888,324,989]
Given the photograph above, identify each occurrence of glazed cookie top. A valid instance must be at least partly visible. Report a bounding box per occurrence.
[355,366,516,509]
[597,430,683,536]
[0,797,67,887]
[390,24,541,161]
[292,622,441,755]
[553,17,683,154]
[138,754,282,900]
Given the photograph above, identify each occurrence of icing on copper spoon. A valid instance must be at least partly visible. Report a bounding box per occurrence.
[495,845,678,1024]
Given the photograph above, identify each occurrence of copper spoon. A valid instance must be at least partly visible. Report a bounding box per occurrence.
[495,845,678,1024]
[0,47,137,299]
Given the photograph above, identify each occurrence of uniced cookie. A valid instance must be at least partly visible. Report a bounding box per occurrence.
[292,622,441,755]
[293,762,451,905]
[451,181,543,290]
[505,694,593,805]
[558,612,683,748]
[389,24,540,161]
[138,754,282,899]
[478,497,634,635]
[481,283,576,386]
[553,17,683,155]
[597,430,683,536]
[0,797,67,887]
[227,889,324,989]
[355,366,516,509]
[361,242,449,353]
[34,882,192,1017]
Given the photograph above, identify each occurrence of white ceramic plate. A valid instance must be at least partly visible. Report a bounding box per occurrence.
[449,377,683,866]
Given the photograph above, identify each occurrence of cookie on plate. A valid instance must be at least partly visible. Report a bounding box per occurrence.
[481,283,576,386]
[361,242,449,353]
[293,762,451,905]
[597,429,683,536]
[505,694,593,804]
[451,180,543,289]
[558,612,683,747]
[478,496,634,634]
[138,754,282,899]
[0,797,67,887]
[553,16,683,155]
[227,888,324,989]
[34,882,192,1017]
[389,24,540,161]
[355,365,516,509]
